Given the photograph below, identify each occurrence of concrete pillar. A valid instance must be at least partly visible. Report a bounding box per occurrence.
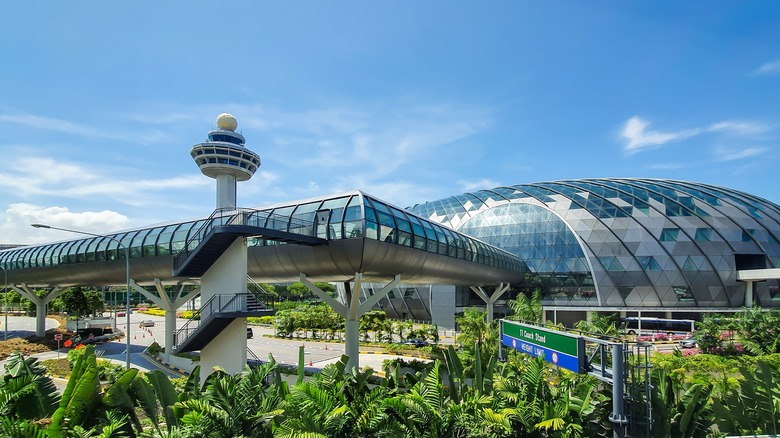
[745,281,754,307]
[300,272,400,372]
[164,310,177,353]
[470,283,509,323]
[200,238,248,381]
[132,280,200,355]
[609,343,627,438]
[429,285,456,331]
[13,285,63,337]
[344,319,359,366]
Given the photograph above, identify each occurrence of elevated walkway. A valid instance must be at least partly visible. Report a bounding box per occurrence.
[173,208,327,278]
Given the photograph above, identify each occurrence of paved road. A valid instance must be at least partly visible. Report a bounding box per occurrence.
[1,313,441,378]
[0,315,59,341]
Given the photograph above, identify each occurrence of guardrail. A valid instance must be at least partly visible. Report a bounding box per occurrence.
[172,208,318,272]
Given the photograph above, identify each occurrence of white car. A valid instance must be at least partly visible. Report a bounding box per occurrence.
[139,320,155,328]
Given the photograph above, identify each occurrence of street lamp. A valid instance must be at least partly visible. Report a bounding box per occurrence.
[31,224,132,369]
[0,265,7,341]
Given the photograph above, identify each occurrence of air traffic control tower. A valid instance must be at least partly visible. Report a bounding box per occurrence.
[191,113,261,209]
[188,113,261,377]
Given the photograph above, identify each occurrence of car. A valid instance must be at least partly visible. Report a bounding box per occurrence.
[401,339,428,347]
[679,336,697,349]
[139,320,155,328]
[246,327,253,339]
[117,312,126,317]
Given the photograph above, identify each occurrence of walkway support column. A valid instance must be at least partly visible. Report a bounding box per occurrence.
[745,280,754,308]
[199,238,249,382]
[131,279,200,355]
[13,285,63,337]
[300,272,401,372]
[470,283,510,323]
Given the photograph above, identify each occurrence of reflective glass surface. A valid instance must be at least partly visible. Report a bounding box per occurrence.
[410,178,780,308]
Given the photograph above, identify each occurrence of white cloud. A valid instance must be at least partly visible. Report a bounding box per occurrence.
[620,116,701,154]
[2,203,130,245]
[620,117,774,155]
[714,146,768,162]
[458,178,501,192]
[0,113,128,141]
[754,60,780,75]
[708,121,770,136]
[646,163,685,170]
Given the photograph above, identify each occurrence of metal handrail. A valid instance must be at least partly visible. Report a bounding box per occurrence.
[173,292,275,349]
[172,207,319,271]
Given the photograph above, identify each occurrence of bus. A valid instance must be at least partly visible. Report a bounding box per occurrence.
[622,317,695,336]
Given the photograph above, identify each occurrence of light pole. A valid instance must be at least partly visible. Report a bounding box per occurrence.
[0,265,7,341]
[31,224,132,369]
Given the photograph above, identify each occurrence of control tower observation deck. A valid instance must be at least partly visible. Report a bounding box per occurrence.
[191,113,261,209]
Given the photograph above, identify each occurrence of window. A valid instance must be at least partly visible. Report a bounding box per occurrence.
[673,286,694,302]
[660,228,680,242]
[637,256,661,271]
[742,229,756,242]
[693,228,711,242]
[599,256,625,271]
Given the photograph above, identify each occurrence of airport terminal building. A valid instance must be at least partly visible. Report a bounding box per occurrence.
[3,177,780,330]
[403,178,780,326]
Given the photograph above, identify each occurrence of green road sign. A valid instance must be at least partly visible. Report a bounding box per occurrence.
[500,320,586,373]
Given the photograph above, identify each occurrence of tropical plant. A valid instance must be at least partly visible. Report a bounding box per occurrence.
[712,361,780,435]
[0,350,60,420]
[649,368,714,438]
[456,308,498,378]
[174,361,284,437]
[573,313,622,337]
[277,354,398,437]
[735,307,780,355]
[506,289,544,324]
[49,345,101,437]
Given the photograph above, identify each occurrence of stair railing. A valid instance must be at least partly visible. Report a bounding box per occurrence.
[247,274,276,311]
[172,207,319,272]
[173,293,251,348]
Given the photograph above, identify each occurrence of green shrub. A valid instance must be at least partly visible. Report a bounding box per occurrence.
[178,310,199,320]
[247,315,274,325]
[140,308,166,317]
[146,341,162,355]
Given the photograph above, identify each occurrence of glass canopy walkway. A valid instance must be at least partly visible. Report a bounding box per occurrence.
[1,191,527,287]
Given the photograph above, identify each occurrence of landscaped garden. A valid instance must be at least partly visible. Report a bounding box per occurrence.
[3,288,780,436]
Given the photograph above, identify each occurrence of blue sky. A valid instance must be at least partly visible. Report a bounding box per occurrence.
[2,2,779,245]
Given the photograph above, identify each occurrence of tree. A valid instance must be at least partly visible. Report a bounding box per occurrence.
[456,308,498,378]
[506,289,543,323]
[248,282,278,301]
[59,287,106,318]
[573,314,622,337]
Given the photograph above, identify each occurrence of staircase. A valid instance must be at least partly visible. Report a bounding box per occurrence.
[172,207,327,278]
[172,292,274,353]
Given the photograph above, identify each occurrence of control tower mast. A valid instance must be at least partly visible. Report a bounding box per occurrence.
[191,113,261,209]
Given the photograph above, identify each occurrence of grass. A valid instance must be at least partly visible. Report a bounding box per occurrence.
[40,357,70,377]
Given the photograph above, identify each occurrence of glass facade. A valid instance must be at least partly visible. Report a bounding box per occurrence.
[0,192,524,275]
[410,178,780,308]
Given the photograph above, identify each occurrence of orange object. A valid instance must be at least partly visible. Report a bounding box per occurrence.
[309,360,313,366]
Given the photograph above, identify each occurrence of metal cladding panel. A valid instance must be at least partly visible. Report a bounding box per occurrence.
[247,239,525,285]
[6,256,175,287]
[4,240,522,287]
